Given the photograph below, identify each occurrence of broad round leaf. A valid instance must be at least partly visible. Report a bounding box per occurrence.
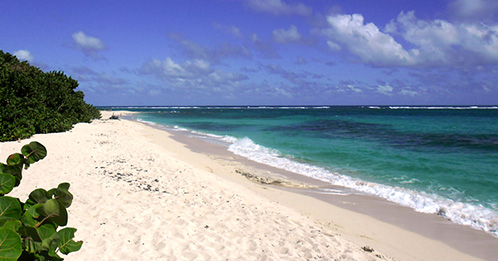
[0,197,22,225]
[18,226,41,242]
[49,184,73,208]
[6,153,23,166]
[37,224,60,256]
[57,183,70,191]
[0,164,22,187]
[57,228,82,255]
[21,204,43,227]
[0,173,16,195]
[0,227,22,261]
[36,199,68,226]
[21,142,47,164]
[1,220,21,232]
[28,188,51,205]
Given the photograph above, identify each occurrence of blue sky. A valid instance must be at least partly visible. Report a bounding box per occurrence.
[2,0,498,106]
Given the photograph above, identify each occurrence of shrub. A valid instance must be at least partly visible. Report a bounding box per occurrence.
[0,50,101,141]
[0,141,82,260]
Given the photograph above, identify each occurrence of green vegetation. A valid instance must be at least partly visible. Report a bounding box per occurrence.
[0,50,101,141]
[0,141,82,260]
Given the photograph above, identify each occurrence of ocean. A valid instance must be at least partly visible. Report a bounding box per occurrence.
[105,106,498,237]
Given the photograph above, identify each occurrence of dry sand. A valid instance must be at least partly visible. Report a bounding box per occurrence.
[1,111,495,260]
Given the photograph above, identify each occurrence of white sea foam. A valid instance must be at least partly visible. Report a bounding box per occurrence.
[106,106,332,110]
[136,118,160,127]
[225,136,498,237]
[388,106,498,110]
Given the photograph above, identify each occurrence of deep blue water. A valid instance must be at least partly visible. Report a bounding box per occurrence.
[103,106,498,236]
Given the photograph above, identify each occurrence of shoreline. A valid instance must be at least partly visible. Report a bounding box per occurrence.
[1,111,495,260]
[130,111,498,260]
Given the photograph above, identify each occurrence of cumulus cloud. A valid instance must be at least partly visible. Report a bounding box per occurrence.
[323,14,415,66]
[388,11,498,65]
[247,0,312,16]
[323,11,498,67]
[13,50,34,62]
[140,57,248,90]
[272,25,301,43]
[400,89,419,97]
[448,0,498,21]
[377,83,394,95]
[72,31,106,58]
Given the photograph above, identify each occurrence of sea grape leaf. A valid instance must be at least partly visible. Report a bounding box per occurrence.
[21,204,43,227]
[0,173,16,195]
[1,220,21,232]
[27,188,51,205]
[49,183,73,208]
[6,153,24,166]
[36,199,67,226]
[37,224,60,257]
[18,226,42,250]
[18,226,39,240]
[0,227,22,261]
[0,164,22,187]
[21,142,47,164]
[57,227,82,255]
[56,183,70,191]
[0,197,22,226]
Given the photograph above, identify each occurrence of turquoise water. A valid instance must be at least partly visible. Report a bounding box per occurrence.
[107,106,498,236]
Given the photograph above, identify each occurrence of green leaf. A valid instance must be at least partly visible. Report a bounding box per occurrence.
[36,199,67,226]
[0,220,21,232]
[27,188,51,205]
[21,142,47,164]
[21,204,42,227]
[0,174,15,195]
[0,227,22,260]
[18,226,41,246]
[0,164,22,187]
[56,183,70,191]
[0,197,22,226]
[57,228,82,255]
[6,154,23,166]
[17,226,38,240]
[37,224,60,258]
[49,183,73,208]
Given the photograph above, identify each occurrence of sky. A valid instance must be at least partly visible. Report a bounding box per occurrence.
[2,0,498,106]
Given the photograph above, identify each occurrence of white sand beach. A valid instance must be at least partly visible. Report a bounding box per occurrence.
[2,111,495,260]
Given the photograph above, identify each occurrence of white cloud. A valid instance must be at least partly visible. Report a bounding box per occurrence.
[377,83,394,95]
[389,11,459,63]
[141,57,247,89]
[72,31,105,58]
[323,11,498,67]
[13,50,33,62]
[247,0,312,16]
[323,14,415,66]
[400,89,419,97]
[389,11,498,64]
[272,25,301,43]
[347,84,362,93]
[448,0,498,21]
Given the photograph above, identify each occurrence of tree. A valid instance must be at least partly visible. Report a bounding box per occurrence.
[0,51,101,141]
